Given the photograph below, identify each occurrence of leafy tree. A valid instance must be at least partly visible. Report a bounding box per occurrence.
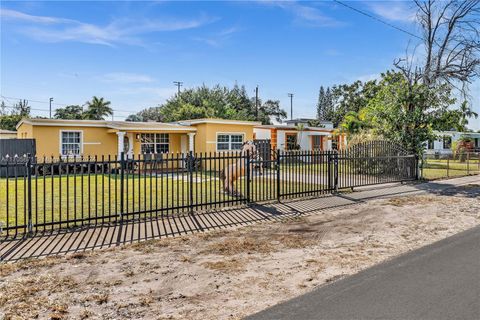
[54,105,83,120]
[83,96,113,120]
[364,71,455,154]
[10,99,30,116]
[431,109,465,131]
[328,80,380,127]
[125,114,143,122]
[257,99,287,124]
[338,110,369,135]
[0,101,7,116]
[316,86,336,122]
[458,101,478,128]
[0,99,31,131]
[316,86,326,120]
[132,84,286,125]
[323,87,335,122]
[0,114,23,131]
[136,107,164,122]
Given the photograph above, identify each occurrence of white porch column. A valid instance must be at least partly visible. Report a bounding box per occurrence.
[127,132,134,157]
[116,131,126,159]
[187,133,196,153]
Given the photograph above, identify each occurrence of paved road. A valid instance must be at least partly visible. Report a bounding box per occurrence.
[248,225,480,320]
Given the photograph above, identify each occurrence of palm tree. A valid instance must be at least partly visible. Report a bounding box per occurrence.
[83,96,113,120]
[459,101,478,128]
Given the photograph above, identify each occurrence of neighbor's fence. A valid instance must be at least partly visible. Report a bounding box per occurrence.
[421,152,480,180]
[0,150,418,236]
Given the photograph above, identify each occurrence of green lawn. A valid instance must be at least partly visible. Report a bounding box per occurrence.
[422,158,480,180]
[0,173,325,232]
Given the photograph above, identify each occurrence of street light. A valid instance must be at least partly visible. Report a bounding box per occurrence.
[49,97,53,118]
[287,93,294,120]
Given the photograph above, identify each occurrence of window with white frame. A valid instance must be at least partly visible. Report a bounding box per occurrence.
[61,131,81,156]
[443,136,452,149]
[140,133,169,154]
[217,134,244,151]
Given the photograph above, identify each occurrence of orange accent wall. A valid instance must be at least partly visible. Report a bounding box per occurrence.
[271,129,277,150]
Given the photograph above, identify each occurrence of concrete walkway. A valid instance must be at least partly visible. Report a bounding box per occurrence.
[1,175,478,262]
[248,224,480,320]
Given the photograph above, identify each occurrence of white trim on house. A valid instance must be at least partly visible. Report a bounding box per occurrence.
[59,130,83,157]
[215,132,245,151]
[178,119,261,126]
[16,119,197,132]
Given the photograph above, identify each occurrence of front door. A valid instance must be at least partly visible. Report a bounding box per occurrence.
[312,136,323,151]
[285,133,298,150]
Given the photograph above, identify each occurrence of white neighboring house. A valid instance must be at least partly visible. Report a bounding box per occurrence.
[0,129,17,139]
[254,118,347,151]
[425,131,480,156]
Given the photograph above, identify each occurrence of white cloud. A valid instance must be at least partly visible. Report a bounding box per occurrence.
[258,1,344,27]
[0,8,75,24]
[194,26,240,47]
[100,73,156,84]
[112,86,177,100]
[365,1,416,23]
[1,8,217,46]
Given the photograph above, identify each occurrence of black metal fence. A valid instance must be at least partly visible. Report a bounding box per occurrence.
[0,149,418,237]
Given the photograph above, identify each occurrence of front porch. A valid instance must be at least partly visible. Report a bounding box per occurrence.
[112,130,196,159]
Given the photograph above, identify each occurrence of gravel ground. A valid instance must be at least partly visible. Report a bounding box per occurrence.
[1,184,479,320]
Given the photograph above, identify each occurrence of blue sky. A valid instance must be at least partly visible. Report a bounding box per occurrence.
[1,1,479,130]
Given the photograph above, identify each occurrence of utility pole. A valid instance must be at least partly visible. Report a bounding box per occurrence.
[255,85,259,119]
[288,93,294,120]
[49,97,53,118]
[173,81,183,95]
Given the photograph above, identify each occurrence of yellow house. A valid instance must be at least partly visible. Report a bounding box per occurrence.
[15,118,261,158]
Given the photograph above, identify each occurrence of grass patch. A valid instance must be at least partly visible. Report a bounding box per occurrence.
[0,173,323,234]
[202,258,246,272]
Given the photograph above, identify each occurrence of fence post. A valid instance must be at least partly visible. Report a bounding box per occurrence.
[333,150,339,192]
[447,157,450,178]
[276,149,281,202]
[26,154,33,235]
[415,154,420,180]
[119,152,125,220]
[246,150,251,204]
[327,151,331,190]
[188,151,194,213]
[467,152,470,175]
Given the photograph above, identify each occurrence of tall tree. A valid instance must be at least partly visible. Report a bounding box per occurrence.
[458,100,479,127]
[316,86,326,120]
[365,71,455,154]
[132,84,286,125]
[328,80,379,127]
[13,99,30,116]
[0,101,7,116]
[395,1,479,95]
[54,105,83,120]
[83,96,113,120]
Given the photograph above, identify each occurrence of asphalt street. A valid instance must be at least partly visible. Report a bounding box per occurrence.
[248,225,480,320]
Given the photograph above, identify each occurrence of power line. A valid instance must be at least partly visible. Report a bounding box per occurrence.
[333,0,423,41]
[1,95,137,114]
[1,95,68,106]
[333,0,465,65]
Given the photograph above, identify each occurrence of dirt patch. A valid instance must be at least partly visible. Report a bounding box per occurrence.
[1,192,479,319]
[386,194,461,206]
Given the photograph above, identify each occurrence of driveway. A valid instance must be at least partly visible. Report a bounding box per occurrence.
[248,224,480,320]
